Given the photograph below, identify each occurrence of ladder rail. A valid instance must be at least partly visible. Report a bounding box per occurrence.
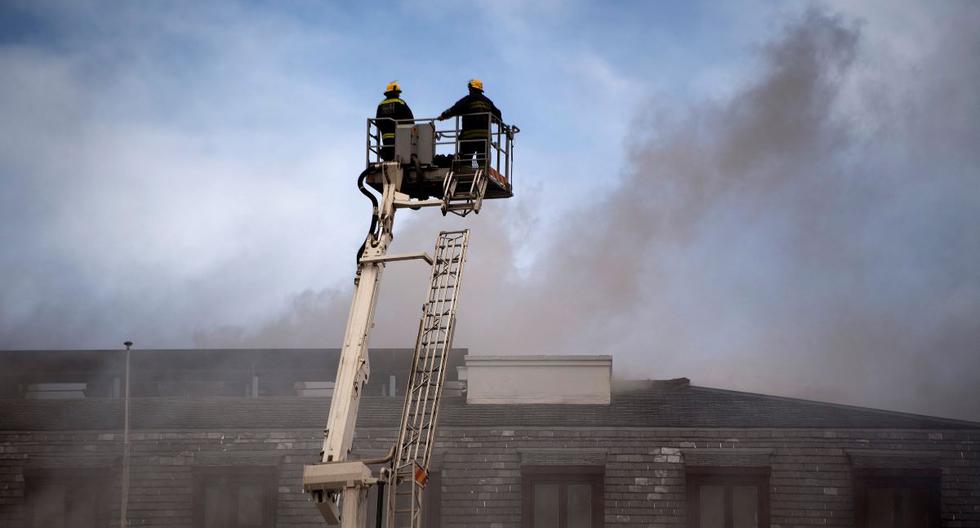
[401,237,456,462]
[386,230,469,528]
[415,233,465,471]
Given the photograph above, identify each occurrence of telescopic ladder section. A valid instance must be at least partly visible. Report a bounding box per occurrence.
[386,230,470,528]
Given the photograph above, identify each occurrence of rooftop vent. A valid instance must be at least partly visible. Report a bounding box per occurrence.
[613,377,691,392]
[25,383,87,400]
[295,381,334,398]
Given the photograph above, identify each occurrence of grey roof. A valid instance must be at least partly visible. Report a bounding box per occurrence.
[439,380,980,429]
[0,349,976,431]
[0,380,976,431]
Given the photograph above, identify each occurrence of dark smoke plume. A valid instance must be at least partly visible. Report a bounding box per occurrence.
[193,9,980,420]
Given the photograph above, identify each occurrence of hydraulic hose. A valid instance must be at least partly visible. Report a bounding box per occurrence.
[356,169,381,264]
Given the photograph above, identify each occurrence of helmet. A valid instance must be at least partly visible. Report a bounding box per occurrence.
[385,81,401,94]
[468,78,484,91]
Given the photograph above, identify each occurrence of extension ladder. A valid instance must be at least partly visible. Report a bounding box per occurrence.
[385,230,470,527]
[441,161,488,217]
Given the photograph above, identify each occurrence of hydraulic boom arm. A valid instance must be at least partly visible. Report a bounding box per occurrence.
[304,116,518,527]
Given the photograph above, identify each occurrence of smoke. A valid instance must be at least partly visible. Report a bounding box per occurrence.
[1,3,976,420]
[197,8,980,420]
[0,1,368,348]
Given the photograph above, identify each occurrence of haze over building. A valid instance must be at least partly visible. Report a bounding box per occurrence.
[1,1,979,526]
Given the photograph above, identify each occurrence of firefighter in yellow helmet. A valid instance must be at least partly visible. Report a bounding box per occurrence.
[376,81,414,162]
[438,79,501,167]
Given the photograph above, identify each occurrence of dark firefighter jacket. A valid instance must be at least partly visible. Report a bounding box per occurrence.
[439,92,502,141]
[376,96,414,143]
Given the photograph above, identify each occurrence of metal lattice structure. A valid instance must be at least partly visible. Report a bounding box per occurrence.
[386,230,470,527]
[442,164,488,217]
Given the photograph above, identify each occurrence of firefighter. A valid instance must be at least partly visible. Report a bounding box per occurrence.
[376,81,414,162]
[437,79,502,167]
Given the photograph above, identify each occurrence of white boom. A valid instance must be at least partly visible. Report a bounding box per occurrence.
[303,114,518,527]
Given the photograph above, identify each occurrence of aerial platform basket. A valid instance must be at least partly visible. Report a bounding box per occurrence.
[364,114,519,206]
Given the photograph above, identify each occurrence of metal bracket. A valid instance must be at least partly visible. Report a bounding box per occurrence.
[304,461,377,492]
[393,198,443,209]
[359,252,434,265]
[304,461,377,524]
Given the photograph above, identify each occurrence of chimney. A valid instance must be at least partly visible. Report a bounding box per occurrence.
[463,355,611,404]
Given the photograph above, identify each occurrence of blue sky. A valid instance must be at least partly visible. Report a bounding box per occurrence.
[2,1,979,420]
[0,0,764,322]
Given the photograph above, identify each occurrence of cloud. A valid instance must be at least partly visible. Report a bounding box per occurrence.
[201,7,980,421]
[3,2,978,422]
[0,2,367,347]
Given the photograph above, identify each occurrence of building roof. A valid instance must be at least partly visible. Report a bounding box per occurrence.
[0,349,976,431]
[444,380,980,429]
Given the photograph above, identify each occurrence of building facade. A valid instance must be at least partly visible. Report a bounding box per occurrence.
[1,348,978,528]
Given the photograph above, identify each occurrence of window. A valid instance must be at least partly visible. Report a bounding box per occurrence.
[686,468,769,528]
[522,466,604,528]
[854,469,940,528]
[193,467,277,528]
[25,468,110,528]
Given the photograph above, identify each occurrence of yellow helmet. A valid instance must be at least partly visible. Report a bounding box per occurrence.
[385,81,401,94]
[468,78,484,91]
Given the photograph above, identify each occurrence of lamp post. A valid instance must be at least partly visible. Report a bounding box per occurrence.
[120,341,132,527]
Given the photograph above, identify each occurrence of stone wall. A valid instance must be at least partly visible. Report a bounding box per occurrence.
[2,426,978,527]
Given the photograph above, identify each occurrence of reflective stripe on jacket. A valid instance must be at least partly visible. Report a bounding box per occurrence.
[376,97,414,142]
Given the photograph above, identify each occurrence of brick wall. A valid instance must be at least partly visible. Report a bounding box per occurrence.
[2,427,978,527]
[434,428,980,527]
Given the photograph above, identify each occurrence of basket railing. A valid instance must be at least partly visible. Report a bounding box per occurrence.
[366,114,518,191]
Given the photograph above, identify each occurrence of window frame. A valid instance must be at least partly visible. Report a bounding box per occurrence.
[192,465,278,528]
[521,465,604,528]
[686,467,770,528]
[853,468,941,528]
